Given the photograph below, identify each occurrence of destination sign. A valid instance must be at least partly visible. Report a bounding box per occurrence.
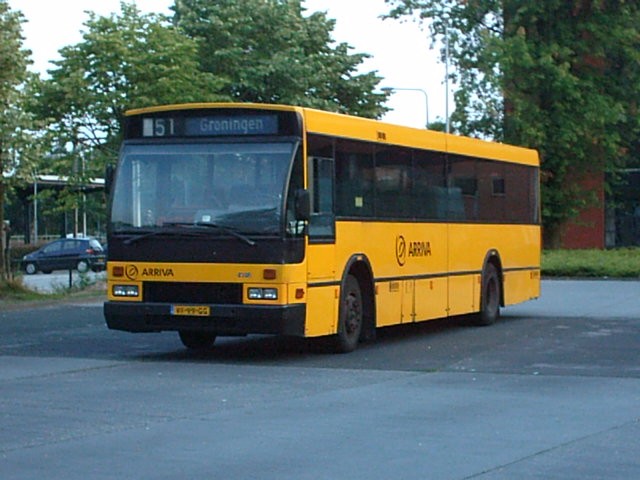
[139,114,279,138]
[185,114,278,136]
[125,107,302,140]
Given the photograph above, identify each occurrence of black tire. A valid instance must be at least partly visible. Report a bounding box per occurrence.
[473,263,501,326]
[328,274,363,353]
[178,331,217,351]
[77,260,89,273]
[25,263,37,275]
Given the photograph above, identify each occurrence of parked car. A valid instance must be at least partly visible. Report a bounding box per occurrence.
[22,237,106,275]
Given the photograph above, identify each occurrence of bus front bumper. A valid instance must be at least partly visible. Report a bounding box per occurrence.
[104,301,306,337]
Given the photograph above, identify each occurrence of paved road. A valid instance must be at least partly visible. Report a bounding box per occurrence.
[0,280,639,479]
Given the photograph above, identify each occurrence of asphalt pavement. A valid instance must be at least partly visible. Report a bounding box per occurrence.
[0,279,638,480]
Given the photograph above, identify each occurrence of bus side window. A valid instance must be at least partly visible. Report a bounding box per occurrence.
[449,156,478,221]
[374,146,412,218]
[335,139,374,217]
[308,156,335,241]
[413,150,447,220]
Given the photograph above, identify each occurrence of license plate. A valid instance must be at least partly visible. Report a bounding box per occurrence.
[171,305,210,316]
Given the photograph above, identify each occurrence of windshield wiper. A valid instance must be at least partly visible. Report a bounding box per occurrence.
[116,228,158,245]
[121,228,204,245]
[164,222,256,246]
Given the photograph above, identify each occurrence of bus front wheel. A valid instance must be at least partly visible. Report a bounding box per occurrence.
[328,274,363,353]
[178,331,217,351]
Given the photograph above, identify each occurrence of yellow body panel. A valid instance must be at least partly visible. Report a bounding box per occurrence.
[107,261,307,285]
[107,261,308,306]
[304,285,338,336]
[503,269,541,305]
[297,221,541,336]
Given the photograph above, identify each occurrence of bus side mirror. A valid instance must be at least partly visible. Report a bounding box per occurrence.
[105,164,115,194]
[295,189,311,221]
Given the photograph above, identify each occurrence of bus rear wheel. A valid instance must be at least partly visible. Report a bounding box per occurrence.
[473,263,501,326]
[178,331,217,351]
[328,274,363,353]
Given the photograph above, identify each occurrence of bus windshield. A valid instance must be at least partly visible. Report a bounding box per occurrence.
[110,142,296,235]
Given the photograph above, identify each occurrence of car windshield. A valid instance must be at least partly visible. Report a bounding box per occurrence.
[88,239,103,251]
[110,142,296,235]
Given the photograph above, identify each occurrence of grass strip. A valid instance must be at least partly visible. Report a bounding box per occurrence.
[542,248,640,278]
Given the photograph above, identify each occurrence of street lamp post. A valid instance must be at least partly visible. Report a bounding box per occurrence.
[444,21,450,134]
[381,87,430,129]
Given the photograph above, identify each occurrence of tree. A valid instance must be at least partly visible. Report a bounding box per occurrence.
[0,1,34,279]
[32,2,224,237]
[37,1,223,168]
[172,0,389,118]
[387,0,640,245]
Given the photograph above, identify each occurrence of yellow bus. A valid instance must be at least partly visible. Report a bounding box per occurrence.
[104,103,540,352]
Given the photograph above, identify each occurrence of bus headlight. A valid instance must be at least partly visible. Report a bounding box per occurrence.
[113,285,139,297]
[248,287,278,300]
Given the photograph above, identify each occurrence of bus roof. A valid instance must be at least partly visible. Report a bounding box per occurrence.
[125,102,539,167]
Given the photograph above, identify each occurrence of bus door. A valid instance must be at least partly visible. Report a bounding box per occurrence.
[305,156,338,336]
[446,154,478,316]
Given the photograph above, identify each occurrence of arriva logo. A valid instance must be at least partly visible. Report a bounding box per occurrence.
[409,241,432,257]
[396,236,407,266]
[396,235,432,267]
[141,267,175,278]
[125,265,139,280]
[125,265,175,279]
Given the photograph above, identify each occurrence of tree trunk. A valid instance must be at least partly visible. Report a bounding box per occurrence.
[542,224,563,250]
[0,141,6,280]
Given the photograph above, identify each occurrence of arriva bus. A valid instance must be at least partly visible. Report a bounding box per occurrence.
[104,103,540,353]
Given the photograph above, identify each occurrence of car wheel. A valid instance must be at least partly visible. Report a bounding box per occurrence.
[77,260,89,273]
[25,263,38,275]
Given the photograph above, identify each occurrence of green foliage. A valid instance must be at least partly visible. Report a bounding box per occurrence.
[0,1,36,280]
[542,248,640,278]
[0,1,29,100]
[173,0,389,118]
[36,2,223,164]
[386,1,640,245]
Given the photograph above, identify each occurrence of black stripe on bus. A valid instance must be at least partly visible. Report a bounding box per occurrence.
[307,266,540,289]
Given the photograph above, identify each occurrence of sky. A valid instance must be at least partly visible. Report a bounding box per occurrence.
[9,0,450,129]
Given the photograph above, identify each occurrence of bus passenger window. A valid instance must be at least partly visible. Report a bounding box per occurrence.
[413,150,447,219]
[375,146,411,218]
[449,156,478,221]
[505,163,538,224]
[335,139,374,217]
[477,161,505,222]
